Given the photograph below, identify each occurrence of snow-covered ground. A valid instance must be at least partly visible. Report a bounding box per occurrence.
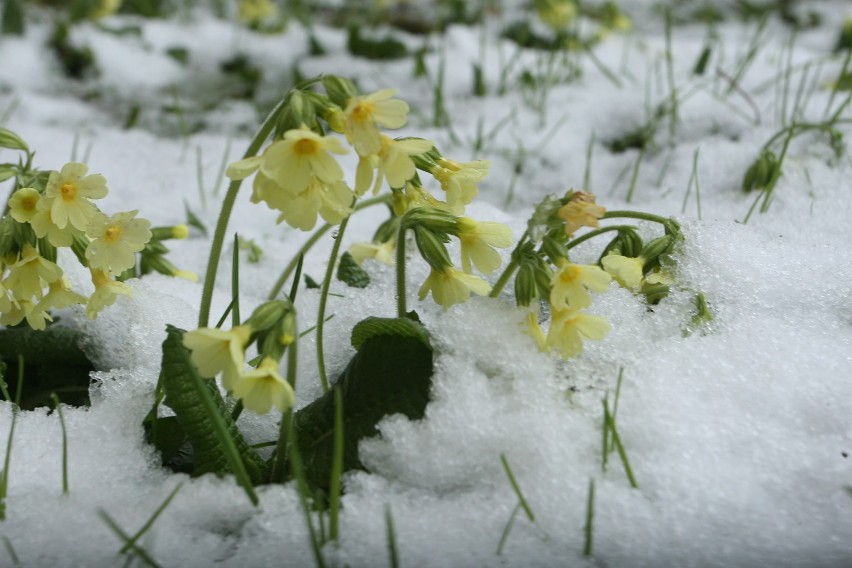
[1,1,851,566]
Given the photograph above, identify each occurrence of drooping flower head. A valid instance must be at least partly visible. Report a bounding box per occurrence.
[3,244,63,301]
[557,191,606,236]
[431,158,489,213]
[550,261,611,310]
[231,357,295,415]
[182,325,252,390]
[457,217,513,275]
[418,266,491,310]
[601,254,645,292]
[8,188,41,224]
[546,308,610,359]
[86,269,132,319]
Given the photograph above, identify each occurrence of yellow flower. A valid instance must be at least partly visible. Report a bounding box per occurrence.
[44,162,108,231]
[457,217,513,275]
[344,89,410,157]
[536,0,577,30]
[349,240,395,265]
[546,308,610,359]
[8,188,41,224]
[36,277,86,314]
[0,297,50,330]
[182,325,252,388]
[418,266,491,309]
[274,178,354,231]
[0,279,12,314]
[85,210,152,273]
[3,244,63,301]
[550,262,611,309]
[231,357,295,415]
[356,136,434,195]
[86,269,132,319]
[431,158,489,213]
[261,127,347,193]
[601,254,645,292]
[88,0,121,20]
[29,198,75,247]
[225,156,263,181]
[557,192,606,236]
[238,0,277,24]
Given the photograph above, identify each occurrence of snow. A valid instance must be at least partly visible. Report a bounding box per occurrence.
[2,1,852,566]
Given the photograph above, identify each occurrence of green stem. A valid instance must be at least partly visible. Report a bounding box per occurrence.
[266,195,390,301]
[566,225,635,252]
[488,229,529,298]
[602,211,678,230]
[395,222,408,316]
[316,214,351,394]
[197,97,287,328]
[270,336,298,483]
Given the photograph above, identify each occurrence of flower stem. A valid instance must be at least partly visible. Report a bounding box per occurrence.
[488,229,529,298]
[270,338,298,484]
[197,97,287,328]
[395,223,408,317]
[565,225,636,252]
[266,195,391,301]
[316,214,351,394]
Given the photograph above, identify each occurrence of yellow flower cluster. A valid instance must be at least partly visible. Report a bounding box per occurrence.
[1,162,151,328]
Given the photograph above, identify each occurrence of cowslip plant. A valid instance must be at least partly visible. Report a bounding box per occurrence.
[0,127,193,409]
[153,75,690,523]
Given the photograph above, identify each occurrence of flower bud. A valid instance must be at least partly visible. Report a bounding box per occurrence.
[150,224,189,241]
[275,90,317,136]
[322,75,357,107]
[640,235,674,272]
[0,127,28,152]
[742,150,777,192]
[247,300,291,332]
[413,226,452,270]
[514,263,537,307]
[403,207,459,235]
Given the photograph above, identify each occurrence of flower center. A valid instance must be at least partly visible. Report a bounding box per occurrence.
[293,138,319,156]
[560,265,581,283]
[60,182,78,201]
[22,197,37,211]
[349,101,373,123]
[105,225,122,243]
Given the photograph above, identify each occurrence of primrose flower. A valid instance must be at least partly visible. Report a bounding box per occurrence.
[86,269,132,319]
[29,200,75,247]
[546,308,610,359]
[261,127,348,193]
[231,357,295,415]
[3,244,63,300]
[431,158,489,213]
[0,297,50,330]
[274,178,354,231]
[356,136,434,195]
[8,188,41,223]
[85,210,152,273]
[524,311,548,351]
[550,261,611,310]
[36,277,87,314]
[601,254,645,292]
[418,266,491,309]
[44,162,108,231]
[238,0,277,24]
[349,240,395,265]
[344,89,410,156]
[456,217,513,275]
[536,0,577,30]
[182,325,252,389]
[226,156,262,181]
[557,192,606,236]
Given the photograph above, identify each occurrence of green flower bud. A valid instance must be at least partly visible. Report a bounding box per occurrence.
[541,231,569,265]
[150,225,189,241]
[0,127,28,152]
[403,207,459,235]
[742,150,777,192]
[413,226,452,270]
[640,235,674,272]
[247,300,291,333]
[275,90,317,136]
[0,163,17,182]
[514,263,537,307]
[322,75,357,107]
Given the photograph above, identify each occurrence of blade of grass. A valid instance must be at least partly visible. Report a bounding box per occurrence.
[212,137,232,196]
[496,503,521,556]
[231,234,240,326]
[603,399,638,488]
[499,453,535,522]
[385,505,400,568]
[1,536,19,566]
[195,146,206,210]
[119,482,184,555]
[98,509,162,568]
[582,131,595,191]
[583,478,595,557]
[49,394,69,495]
[288,428,327,568]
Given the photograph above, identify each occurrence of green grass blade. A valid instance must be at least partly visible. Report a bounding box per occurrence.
[98,509,162,568]
[583,478,595,556]
[49,394,69,495]
[385,505,400,568]
[1,536,19,566]
[328,387,344,542]
[119,482,184,555]
[232,233,240,326]
[500,453,535,522]
[496,503,521,556]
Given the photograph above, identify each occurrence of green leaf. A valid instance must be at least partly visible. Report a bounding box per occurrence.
[336,251,370,288]
[183,200,208,236]
[0,0,25,36]
[292,316,433,489]
[159,325,266,494]
[347,26,408,60]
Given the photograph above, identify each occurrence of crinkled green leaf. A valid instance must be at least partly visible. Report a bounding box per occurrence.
[159,325,266,489]
[293,316,433,489]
